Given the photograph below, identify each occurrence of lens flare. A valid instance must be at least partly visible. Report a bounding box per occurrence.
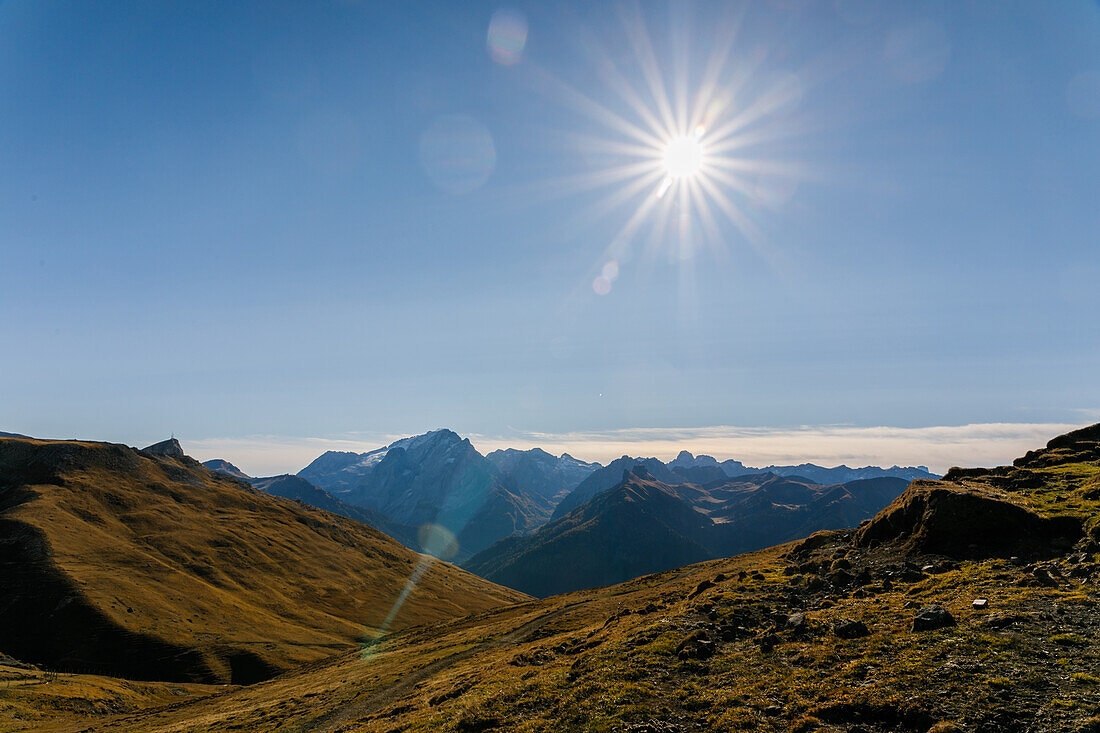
[487,9,529,66]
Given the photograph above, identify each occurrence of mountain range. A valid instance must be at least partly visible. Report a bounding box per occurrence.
[283,430,934,562]
[467,468,908,596]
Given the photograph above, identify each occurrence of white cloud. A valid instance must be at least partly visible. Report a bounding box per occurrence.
[182,422,1088,477]
[467,423,1083,473]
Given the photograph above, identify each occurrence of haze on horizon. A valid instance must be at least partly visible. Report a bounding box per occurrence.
[1,1,1098,473]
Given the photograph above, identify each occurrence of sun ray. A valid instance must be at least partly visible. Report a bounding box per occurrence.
[618,2,679,140]
[527,62,667,150]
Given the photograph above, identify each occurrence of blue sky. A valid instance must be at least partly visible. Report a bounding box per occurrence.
[1,1,1098,474]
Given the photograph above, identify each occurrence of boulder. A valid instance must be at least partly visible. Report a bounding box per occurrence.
[912,605,956,632]
[833,619,870,639]
[676,630,715,660]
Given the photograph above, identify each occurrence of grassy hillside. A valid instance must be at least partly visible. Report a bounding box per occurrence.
[0,437,527,685]
[5,425,1100,732]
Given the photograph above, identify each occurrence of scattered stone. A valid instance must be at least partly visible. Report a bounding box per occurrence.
[912,605,956,632]
[713,572,728,583]
[786,612,807,631]
[921,564,936,573]
[758,633,780,652]
[972,598,989,609]
[833,619,870,639]
[1032,567,1060,587]
[829,568,853,587]
[982,613,1027,630]
[676,630,715,660]
[926,723,965,733]
[688,579,715,599]
[830,558,851,572]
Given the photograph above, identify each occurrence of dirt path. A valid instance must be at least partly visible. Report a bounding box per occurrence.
[307,600,587,733]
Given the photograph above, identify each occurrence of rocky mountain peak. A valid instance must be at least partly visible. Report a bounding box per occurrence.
[141,438,184,457]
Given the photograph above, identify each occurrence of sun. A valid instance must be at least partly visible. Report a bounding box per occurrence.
[662,134,705,179]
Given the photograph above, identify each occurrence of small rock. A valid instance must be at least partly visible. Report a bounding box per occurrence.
[829,568,854,587]
[786,612,807,631]
[1032,567,1059,587]
[676,630,715,660]
[921,564,936,573]
[973,598,989,609]
[983,613,1026,629]
[758,633,780,652]
[689,579,715,598]
[833,619,870,639]
[912,604,957,632]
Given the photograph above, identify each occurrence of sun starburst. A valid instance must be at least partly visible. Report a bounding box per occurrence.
[531,3,807,284]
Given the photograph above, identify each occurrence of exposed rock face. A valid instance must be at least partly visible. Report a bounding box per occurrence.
[141,438,185,457]
[855,426,1100,561]
[854,482,1083,559]
[1013,423,1100,469]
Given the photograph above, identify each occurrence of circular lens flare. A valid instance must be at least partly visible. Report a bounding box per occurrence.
[662,136,704,179]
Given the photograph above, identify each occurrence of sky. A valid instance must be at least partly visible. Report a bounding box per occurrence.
[1,1,1098,476]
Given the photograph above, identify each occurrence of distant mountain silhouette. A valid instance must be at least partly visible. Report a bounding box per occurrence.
[550,456,682,519]
[467,468,908,596]
[485,447,599,503]
[201,458,250,480]
[247,473,420,550]
[553,451,934,521]
[670,450,937,485]
[466,470,715,597]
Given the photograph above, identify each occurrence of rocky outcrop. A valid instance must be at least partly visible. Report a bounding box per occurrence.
[141,438,185,458]
[1013,423,1100,469]
[854,480,1082,559]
